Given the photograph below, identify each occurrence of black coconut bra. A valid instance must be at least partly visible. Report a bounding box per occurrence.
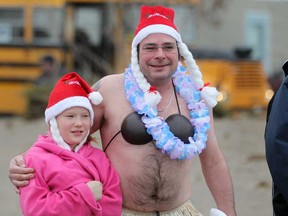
[103,86,195,152]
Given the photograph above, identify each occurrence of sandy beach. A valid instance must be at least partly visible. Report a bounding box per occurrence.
[0,113,272,216]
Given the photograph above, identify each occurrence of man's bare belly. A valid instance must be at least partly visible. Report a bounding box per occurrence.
[106,140,193,212]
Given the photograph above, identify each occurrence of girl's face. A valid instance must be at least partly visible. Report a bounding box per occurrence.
[56,106,91,151]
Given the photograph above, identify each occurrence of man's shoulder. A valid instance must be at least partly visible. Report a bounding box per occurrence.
[102,73,123,81]
[100,73,124,88]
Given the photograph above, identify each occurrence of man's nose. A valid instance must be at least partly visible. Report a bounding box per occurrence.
[154,47,166,57]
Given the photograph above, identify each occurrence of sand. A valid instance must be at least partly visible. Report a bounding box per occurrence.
[0,113,272,216]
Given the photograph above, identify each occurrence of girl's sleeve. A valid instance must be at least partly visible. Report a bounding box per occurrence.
[20,155,102,216]
[94,153,123,216]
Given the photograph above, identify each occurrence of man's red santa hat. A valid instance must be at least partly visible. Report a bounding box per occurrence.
[131,5,218,108]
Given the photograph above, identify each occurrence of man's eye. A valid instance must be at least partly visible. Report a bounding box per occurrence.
[143,46,157,51]
[163,45,175,51]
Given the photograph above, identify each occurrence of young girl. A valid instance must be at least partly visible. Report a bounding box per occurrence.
[19,72,122,216]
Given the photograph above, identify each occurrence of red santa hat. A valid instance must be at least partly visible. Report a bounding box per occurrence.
[131,5,218,108]
[132,6,181,47]
[45,72,103,125]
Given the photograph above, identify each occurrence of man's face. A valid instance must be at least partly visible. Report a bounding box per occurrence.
[138,33,179,85]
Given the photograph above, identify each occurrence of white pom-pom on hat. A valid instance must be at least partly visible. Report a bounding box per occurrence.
[89,91,103,105]
[144,91,161,106]
[200,86,219,108]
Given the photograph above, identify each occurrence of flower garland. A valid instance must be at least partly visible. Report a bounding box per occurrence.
[124,62,211,160]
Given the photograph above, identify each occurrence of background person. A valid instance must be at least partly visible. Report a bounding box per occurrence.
[20,72,122,216]
[265,60,288,215]
[35,55,59,86]
[9,5,235,216]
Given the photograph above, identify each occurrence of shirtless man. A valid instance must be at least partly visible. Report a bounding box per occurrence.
[9,5,236,216]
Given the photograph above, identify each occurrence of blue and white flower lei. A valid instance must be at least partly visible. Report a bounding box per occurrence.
[124,62,211,160]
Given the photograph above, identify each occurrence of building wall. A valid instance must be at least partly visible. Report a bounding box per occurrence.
[193,0,288,76]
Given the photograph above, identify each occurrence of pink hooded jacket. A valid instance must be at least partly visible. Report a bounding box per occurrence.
[20,134,122,216]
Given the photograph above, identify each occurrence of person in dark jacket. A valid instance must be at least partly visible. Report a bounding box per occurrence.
[265,60,288,215]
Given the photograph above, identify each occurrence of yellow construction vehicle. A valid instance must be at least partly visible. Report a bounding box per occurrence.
[0,0,272,116]
[193,48,273,112]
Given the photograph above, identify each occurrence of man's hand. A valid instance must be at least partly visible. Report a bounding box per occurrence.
[8,155,34,193]
[86,181,103,201]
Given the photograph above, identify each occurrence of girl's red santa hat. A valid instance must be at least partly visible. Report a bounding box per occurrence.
[45,72,103,125]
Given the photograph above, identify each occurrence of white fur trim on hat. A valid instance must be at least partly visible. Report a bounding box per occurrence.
[132,24,182,47]
[130,46,162,106]
[45,96,94,125]
[178,42,219,108]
